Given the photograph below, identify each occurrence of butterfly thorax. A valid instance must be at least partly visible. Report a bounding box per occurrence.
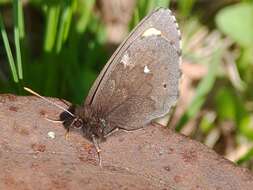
[74,105,107,142]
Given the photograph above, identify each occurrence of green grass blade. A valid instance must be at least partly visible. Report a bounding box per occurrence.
[56,8,66,53]
[62,6,72,41]
[56,3,73,53]
[178,0,197,17]
[150,0,170,9]
[18,0,25,38]
[0,14,18,83]
[13,0,23,79]
[76,0,95,34]
[130,0,170,29]
[44,4,60,52]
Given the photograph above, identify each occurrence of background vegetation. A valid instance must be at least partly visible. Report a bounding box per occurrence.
[0,0,253,170]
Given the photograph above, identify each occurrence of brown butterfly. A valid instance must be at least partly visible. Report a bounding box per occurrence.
[25,8,181,166]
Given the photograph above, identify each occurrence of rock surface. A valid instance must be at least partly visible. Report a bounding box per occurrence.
[0,95,253,190]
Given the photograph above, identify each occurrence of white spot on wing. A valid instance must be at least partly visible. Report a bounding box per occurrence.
[120,53,130,68]
[142,28,161,37]
[120,52,135,69]
[144,65,150,74]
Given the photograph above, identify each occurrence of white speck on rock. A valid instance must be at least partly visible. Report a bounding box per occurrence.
[47,131,55,139]
[144,65,150,74]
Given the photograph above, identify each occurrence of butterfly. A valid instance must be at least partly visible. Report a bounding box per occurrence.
[25,8,181,166]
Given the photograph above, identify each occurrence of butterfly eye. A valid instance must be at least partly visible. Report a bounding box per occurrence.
[73,118,83,129]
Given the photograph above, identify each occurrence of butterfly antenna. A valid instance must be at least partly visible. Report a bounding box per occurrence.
[24,87,75,117]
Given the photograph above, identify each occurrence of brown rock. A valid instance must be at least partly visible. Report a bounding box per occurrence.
[0,95,252,190]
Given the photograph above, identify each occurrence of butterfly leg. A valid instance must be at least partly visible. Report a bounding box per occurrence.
[104,128,120,138]
[64,117,81,140]
[105,127,143,138]
[64,127,70,140]
[92,135,102,167]
[119,127,144,133]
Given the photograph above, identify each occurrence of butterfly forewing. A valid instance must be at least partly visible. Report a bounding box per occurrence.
[84,8,181,133]
[85,8,181,106]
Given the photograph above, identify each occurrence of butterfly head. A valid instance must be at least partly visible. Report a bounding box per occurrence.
[71,105,107,142]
